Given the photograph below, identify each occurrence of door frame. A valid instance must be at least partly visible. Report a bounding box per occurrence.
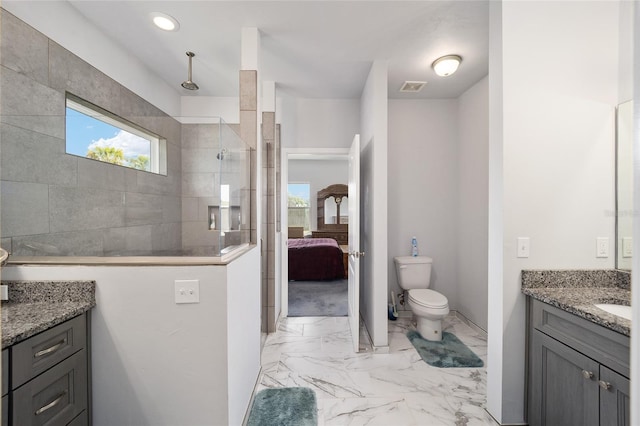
[280,147,350,318]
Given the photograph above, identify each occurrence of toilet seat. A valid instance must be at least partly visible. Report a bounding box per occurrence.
[408,289,448,309]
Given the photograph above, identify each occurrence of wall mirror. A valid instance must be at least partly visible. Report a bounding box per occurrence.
[316,184,348,230]
[616,100,633,270]
[323,195,349,225]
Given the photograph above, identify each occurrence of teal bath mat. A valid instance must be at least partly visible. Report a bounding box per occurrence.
[247,387,317,426]
[407,330,484,368]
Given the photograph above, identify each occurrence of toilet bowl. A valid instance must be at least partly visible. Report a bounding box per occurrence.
[394,256,450,341]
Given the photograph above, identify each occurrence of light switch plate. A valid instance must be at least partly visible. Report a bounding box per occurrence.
[0,285,7,301]
[596,237,609,258]
[622,237,633,258]
[175,280,200,304]
[517,237,530,258]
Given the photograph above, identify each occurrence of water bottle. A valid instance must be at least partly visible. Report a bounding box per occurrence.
[411,236,418,257]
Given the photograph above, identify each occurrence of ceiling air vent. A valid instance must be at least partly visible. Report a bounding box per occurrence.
[399,81,426,93]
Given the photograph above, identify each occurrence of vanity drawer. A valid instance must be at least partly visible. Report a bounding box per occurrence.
[12,350,87,426]
[530,299,629,377]
[11,315,86,389]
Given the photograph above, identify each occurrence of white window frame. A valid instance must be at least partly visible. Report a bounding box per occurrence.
[65,93,167,175]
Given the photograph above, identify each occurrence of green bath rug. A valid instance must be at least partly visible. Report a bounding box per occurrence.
[246,387,317,426]
[407,330,484,368]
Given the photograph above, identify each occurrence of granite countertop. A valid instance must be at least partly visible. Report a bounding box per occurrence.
[1,280,96,348]
[521,270,631,337]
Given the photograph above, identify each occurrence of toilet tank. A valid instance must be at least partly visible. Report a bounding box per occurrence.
[394,256,432,290]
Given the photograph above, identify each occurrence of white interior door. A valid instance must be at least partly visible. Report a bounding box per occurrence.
[348,135,361,352]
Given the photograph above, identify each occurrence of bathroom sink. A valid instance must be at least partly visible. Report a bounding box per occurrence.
[594,304,632,321]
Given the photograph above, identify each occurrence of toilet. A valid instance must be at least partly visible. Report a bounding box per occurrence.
[394,256,449,341]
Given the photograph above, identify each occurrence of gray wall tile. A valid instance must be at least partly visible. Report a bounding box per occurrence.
[49,186,125,232]
[102,225,152,255]
[77,157,126,191]
[0,10,49,85]
[119,87,164,118]
[151,223,182,252]
[49,41,121,113]
[12,230,104,256]
[124,192,163,226]
[182,148,217,173]
[182,221,218,247]
[239,70,257,111]
[1,124,77,186]
[137,171,180,195]
[181,124,219,149]
[162,195,182,223]
[0,181,49,237]
[182,197,198,222]
[182,173,216,197]
[0,65,65,140]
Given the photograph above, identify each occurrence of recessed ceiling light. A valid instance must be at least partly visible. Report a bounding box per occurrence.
[150,12,180,32]
[432,55,462,77]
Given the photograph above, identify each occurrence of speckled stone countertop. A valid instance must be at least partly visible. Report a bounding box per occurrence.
[522,270,631,337]
[1,280,96,348]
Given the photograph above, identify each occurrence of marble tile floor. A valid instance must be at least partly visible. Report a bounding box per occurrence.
[255,314,497,425]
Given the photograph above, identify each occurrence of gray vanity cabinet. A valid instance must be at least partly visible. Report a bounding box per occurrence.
[2,313,91,426]
[530,330,599,426]
[599,366,630,426]
[527,298,630,426]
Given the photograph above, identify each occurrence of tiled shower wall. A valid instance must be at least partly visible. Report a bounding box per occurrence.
[0,9,183,255]
[181,123,250,253]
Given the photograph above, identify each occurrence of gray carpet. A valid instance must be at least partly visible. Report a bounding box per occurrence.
[407,330,484,368]
[246,387,317,426]
[288,279,348,317]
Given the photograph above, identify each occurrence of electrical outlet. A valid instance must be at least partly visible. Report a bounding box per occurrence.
[517,237,530,258]
[622,237,633,258]
[0,285,8,301]
[596,237,609,258]
[175,280,200,304]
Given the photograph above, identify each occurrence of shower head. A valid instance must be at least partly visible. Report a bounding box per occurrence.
[181,51,199,91]
[217,148,228,160]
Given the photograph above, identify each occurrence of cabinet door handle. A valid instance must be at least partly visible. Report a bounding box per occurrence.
[598,380,612,391]
[35,390,67,415]
[33,339,66,358]
[581,370,594,379]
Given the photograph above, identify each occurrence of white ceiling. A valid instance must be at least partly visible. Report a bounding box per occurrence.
[67,1,489,100]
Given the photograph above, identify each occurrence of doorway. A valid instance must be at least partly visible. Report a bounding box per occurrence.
[282,149,350,318]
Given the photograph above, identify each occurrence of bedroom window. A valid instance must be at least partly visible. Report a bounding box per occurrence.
[65,93,167,175]
[288,183,310,232]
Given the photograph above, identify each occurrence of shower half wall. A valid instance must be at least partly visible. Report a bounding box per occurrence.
[0,9,250,258]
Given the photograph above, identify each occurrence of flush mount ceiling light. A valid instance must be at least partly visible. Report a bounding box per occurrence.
[432,55,462,77]
[150,12,180,32]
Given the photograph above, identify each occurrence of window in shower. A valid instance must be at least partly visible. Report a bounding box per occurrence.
[65,93,167,174]
[288,183,311,232]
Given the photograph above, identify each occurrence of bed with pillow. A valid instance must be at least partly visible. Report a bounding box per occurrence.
[287,237,345,281]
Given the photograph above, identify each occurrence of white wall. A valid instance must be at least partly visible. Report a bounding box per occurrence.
[227,248,261,425]
[280,97,360,149]
[457,76,489,330]
[3,1,181,117]
[488,2,619,423]
[360,61,388,348]
[2,251,262,426]
[387,99,459,313]
[288,159,348,231]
